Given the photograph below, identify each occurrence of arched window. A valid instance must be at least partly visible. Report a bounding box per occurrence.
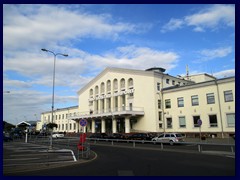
[89,89,93,97]
[95,86,99,95]
[107,80,111,92]
[113,79,118,91]
[101,82,105,94]
[120,78,125,89]
[128,78,134,88]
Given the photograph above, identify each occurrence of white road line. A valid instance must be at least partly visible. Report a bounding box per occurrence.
[4,157,40,161]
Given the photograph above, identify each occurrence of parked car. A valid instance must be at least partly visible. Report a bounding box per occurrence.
[88,133,109,139]
[151,133,185,145]
[3,133,13,142]
[52,132,64,138]
[127,133,153,141]
[108,133,127,139]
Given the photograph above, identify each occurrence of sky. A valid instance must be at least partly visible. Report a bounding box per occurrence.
[3,4,235,125]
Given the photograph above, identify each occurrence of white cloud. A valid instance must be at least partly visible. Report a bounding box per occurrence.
[198,46,232,61]
[213,69,235,78]
[3,4,137,50]
[185,4,235,31]
[161,18,184,33]
[161,4,235,33]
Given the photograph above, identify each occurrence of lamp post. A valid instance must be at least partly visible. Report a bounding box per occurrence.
[41,48,68,149]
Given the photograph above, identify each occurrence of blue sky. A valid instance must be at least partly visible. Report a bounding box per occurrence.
[3,4,235,125]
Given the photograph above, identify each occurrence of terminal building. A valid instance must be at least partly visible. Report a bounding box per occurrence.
[39,67,235,138]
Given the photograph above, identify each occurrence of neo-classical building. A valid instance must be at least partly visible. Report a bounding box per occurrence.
[39,106,79,133]
[40,67,235,138]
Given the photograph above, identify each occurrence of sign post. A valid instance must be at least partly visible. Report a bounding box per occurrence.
[197,119,202,141]
[79,119,87,158]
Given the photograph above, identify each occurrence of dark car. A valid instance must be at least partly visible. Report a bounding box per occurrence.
[89,133,109,139]
[109,133,127,139]
[3,133,13,142]
[127,133,153,141]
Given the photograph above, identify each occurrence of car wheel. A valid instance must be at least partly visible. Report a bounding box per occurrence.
[169,140,174,145]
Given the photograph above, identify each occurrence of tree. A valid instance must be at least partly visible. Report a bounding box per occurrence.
[46,123,57,129]
[3,121,15,132]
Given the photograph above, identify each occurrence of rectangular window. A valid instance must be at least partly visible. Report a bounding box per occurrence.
[158,112,162,121]
[56,115,57,120]
[59,115,61,120]
[74,123,76,130]
[165,99,171,109]
[226,113,235,127]
[193,116,200,127]
[207,93,215,104]
[62,124,64,130]
[166,118,172,128]
[62,114,64,119]
[224,90,233,102]
[172,80,175,85]
[70,123,72,130]
[179,116,186,128]
[157,82,161,91]
[158,100,161,109]
[159,123,163,129]
[177,97,184,107]
[209,115,218,127]
[191,95,199,106]
[166,79,169,84]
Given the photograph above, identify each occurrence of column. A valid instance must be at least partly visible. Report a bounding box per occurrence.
[101,119,106,133]
[91,120,95,133]
[125,117,130,133]
[112,118,117,133]
[118,95,121,111]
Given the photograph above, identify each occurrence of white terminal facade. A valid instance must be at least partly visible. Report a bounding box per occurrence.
[39,67,235,138]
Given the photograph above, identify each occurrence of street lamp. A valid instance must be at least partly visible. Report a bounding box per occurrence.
[41,48,68,149]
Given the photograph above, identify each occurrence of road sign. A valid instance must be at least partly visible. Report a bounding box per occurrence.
[197,119,202,126]
[79,119,87,127]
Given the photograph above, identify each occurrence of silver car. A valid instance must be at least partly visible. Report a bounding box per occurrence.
[151,133,184,145]
[52,132,64,139]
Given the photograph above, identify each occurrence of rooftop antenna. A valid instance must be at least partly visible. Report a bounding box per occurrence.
[186,65,189,80]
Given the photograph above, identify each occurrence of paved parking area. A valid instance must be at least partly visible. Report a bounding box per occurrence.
[3,142,78,174]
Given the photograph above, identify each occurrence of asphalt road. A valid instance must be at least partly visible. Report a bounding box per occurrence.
[6,143,235,176]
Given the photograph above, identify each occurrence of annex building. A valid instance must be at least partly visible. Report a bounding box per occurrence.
[40,67,235,138]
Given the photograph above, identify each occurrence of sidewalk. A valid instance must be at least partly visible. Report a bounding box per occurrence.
[185,137,235,144]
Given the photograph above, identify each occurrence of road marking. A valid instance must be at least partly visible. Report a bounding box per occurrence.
[4,157,40,161]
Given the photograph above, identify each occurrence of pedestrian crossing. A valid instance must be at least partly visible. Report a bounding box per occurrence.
[3,142,77,174]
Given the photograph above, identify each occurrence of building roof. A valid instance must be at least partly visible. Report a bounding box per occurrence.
[41,105,78,114]
[162,76,235,92]
[77,67,192,95]
[17,121,37,127]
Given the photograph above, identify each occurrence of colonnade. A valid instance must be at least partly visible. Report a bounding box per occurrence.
[90,116,131,134]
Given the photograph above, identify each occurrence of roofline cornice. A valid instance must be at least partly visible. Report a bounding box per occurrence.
[162,76,235,93]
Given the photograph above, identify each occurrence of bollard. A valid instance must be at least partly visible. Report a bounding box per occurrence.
[198,144,201,152]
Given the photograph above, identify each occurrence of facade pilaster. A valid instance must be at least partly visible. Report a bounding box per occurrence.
[101,119,106,133]
[125,117,130,133]
[112,118,117,133]
[91,120,96,133]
